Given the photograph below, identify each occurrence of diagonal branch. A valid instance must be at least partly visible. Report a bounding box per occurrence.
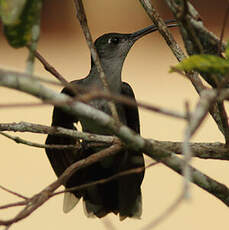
[73,0,119,122]
[138,0,185,61]
[34,49,68,84]
[0,201,28,210]
[0,185,28,200]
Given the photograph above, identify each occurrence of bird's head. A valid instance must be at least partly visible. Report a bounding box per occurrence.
[93,19,177,65]
[89,20,178,92]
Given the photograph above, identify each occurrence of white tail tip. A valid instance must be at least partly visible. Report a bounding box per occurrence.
[63,192,80,213]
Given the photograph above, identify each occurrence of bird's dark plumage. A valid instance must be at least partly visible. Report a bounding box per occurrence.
[45,21,177,220]
[45,80,143,219]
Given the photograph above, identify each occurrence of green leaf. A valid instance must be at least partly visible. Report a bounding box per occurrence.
[225,40,229,60]
[171,54,229,75]
[0,0,26,25]
[1,0,42,48]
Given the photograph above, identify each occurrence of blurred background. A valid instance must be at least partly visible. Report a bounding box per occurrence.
[0,0,229,229]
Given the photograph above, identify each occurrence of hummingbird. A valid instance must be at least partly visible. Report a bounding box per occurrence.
[45,20,177,220]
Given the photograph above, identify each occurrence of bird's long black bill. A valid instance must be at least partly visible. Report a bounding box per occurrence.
[130,19,178,41]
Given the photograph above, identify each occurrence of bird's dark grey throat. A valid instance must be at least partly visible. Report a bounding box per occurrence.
[45,20,177,220]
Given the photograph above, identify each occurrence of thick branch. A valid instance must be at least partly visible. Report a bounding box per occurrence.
[0,121,114,143]
[153,140,229,160]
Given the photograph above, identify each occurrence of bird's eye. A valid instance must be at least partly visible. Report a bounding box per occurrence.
[108,37,120,44]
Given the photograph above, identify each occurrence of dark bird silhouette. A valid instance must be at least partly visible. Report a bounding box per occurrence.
[45,20,177,220]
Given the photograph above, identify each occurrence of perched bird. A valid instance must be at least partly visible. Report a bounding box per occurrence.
[45,20,177,220]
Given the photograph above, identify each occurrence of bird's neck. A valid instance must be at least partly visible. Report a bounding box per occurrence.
[88,58,124,93]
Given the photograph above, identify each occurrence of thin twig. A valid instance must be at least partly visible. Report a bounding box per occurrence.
[0,185,28,200]
[33,49,81,96]
[0,201,28,210]
[0,131,79,149]
[53,162,157,196]
[138,0,185,61]
[73,0,119,122]
[138,0,209,103]
[34,49,69,84]
[218,3,229,56]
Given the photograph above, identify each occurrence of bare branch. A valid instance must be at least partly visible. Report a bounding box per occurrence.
[153,140,229,160]
[0,131,80,149]
[73,0,119,122]
[0,121,114,143]
[0,201,28,210]
[138,0,185,62]
[0,185,28,200]
[34,49,69,84]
